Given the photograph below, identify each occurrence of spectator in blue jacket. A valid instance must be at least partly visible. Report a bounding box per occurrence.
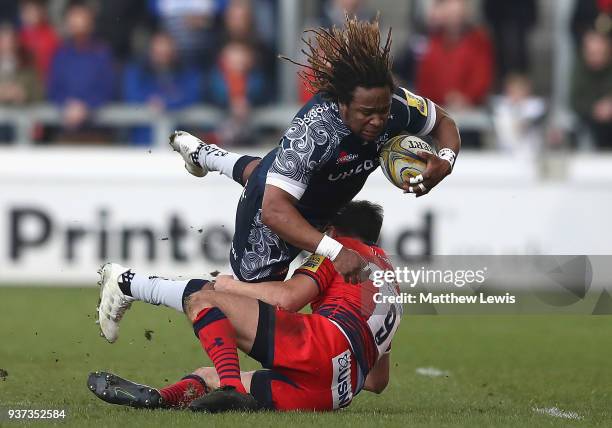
[47,2,115,135]
[123,31,201,145]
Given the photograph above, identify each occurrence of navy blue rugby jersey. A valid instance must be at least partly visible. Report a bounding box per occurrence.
[261,87,437,224]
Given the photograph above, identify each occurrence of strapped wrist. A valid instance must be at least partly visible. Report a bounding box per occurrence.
[315,235,343,261]
[438,148,457,170]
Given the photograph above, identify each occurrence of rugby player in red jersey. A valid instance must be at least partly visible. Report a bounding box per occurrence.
[88,201,403,412]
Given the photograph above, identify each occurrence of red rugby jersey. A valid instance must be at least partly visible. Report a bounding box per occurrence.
[294,236,403,380]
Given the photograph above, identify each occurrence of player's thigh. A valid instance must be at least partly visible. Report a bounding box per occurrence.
[248,303,333,373]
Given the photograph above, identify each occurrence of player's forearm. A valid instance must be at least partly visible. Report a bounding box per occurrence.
[431,106,461,157]
[218,278,300,311]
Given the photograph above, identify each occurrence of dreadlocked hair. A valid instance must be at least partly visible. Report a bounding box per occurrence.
[281,14,394,104]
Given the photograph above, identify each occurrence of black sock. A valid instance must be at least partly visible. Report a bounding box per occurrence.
[118,270,135,296]
[232,155,261,186]
[181,279,211,311]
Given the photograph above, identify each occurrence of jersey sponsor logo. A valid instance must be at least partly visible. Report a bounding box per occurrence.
[331,350,353,409]
[328,160,376,182]
[402,88,428,117]
[337,151,359,164]
[300,254,325,272]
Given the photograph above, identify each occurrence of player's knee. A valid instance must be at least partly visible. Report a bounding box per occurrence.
[185,289,215,321]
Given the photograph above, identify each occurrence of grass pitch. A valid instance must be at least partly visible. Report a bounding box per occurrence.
[0,287,610,427]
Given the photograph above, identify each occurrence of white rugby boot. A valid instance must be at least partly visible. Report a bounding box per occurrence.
[169,130,208,177]
[96,263,135,343]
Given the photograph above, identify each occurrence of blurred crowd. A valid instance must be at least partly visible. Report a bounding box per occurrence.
[0,0,610,150]
[389,0,612,151]
[0,0,276,145]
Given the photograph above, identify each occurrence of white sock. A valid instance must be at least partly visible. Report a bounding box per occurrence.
[198,145,242,180]
[129,273,188,313]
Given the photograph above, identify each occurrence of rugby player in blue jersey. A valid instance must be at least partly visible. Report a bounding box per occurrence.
[96,15,460,344]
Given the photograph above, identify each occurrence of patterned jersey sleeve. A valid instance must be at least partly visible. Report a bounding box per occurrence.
[293,254,336,293]
[391,87,437,137]
[266,102,344,199]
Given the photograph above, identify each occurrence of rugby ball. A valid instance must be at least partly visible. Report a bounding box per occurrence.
[379,135,435,189]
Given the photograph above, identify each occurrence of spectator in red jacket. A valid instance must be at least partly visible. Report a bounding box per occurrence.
[415,0,494,110]
[18,0,58,81]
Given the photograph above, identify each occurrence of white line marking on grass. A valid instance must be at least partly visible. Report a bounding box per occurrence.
[532,407,583,420]
[415,367,450,377]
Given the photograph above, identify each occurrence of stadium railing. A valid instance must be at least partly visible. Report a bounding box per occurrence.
[0,104,494,148]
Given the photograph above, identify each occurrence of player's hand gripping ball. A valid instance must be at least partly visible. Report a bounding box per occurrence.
[379,135,436,189]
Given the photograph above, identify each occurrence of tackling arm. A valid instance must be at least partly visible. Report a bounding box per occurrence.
[213,274,319,313]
